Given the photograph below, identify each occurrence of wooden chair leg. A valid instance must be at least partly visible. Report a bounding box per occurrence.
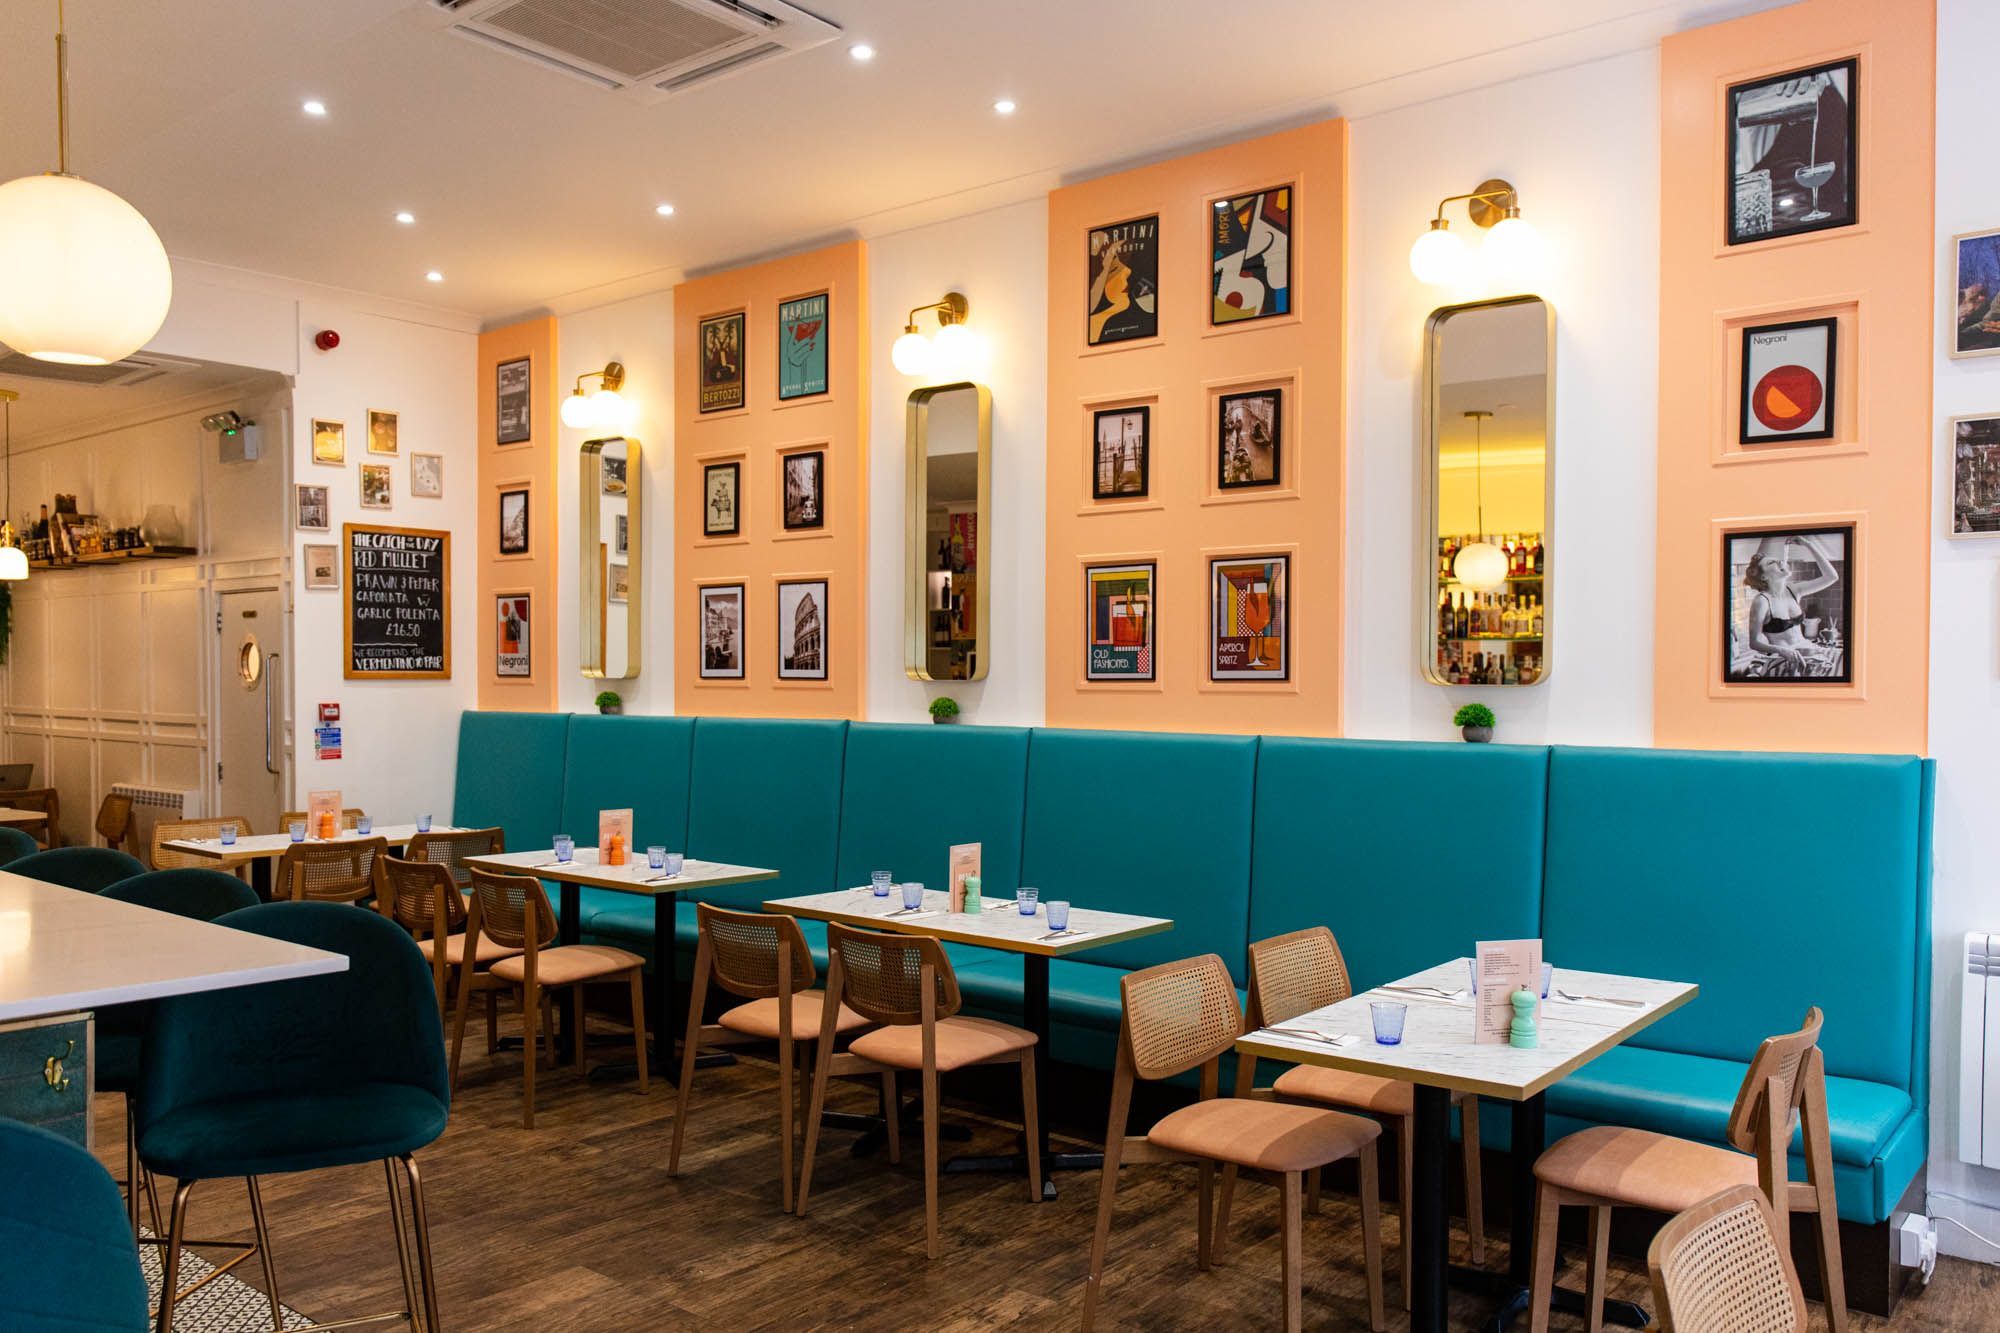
[520,982,539,1130]
[485,989,499,1055]
[668,968,708,1177]
[778,1033,795,1214]
[1813,1183,1848,1333]
[1081,1079,1132,1332]
[570,985,586,1072]
[1279,1170,1303,1333]
[1213,1161,1238,1265]
[447,966,476,1092]
[1462,1095,1486,1265]
[540,993,556,1071]
[881,1070,901,1165]
[1584,1204,1612,1333]
[1197,1158,1216,1270]
[1358,1139,1386,1333]
[627,969,649,1093]
[794,1039,836,1217]
[1306,1163,1322,1215]
[1398,1111,1415,1311]
[1018,1051,1041,1204]
[1528,1186,1561,1333]
[922,1057,942,1259]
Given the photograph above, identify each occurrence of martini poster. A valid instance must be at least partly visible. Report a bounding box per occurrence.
[1739,317,1836,444]
[1087,215,1158,345]
[778,292,829,400]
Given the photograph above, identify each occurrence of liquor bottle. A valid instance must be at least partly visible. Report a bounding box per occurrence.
[1531,595,1544,636]
[1440,591,1454,641]
[1531,535,1544,574]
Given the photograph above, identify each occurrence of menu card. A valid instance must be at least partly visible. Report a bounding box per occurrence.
[1474,938,1542,1045]
[598,808,633,866]
[948,842,981,913]
[308,789,342,840]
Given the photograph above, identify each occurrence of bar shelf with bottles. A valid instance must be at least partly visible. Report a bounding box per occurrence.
[1437,531,1544,686]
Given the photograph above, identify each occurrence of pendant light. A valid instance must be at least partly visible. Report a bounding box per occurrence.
[1452,409,1507,592]
[0,393,27,581]
[0,2,173,366]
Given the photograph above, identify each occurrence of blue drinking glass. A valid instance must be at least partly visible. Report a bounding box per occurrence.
[417,813,433,833]
[1370,1001,1408,1046]
[288,821,306,843]
[219,824,237,846]
[553,834,574,863]
[1467,958,1478,994]
[664,852,684,876]
[1046,900,1070,932]
[1541,962,1553,999]
[1017,885,1040,916]
[871,870,893,897]
[901,881,924,911]
[648,846,667,871]
[356,815,373,835]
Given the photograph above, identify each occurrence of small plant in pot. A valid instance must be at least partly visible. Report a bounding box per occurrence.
[1454,703,1495,743]
[595,690,623,716]
[928,697,960,725]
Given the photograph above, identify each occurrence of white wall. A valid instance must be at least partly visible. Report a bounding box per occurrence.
[1344,50,1659,745]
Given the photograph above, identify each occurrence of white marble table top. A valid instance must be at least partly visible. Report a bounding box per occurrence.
[0,871,347,1021]
[0,807,50,826]
[162,823,456,866]
[769,887,1174,958]
[464,849,776,898]
[1235,958,1698,1101]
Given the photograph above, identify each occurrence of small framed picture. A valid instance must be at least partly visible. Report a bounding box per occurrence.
[410,452,444,498]
[1211,184,1292,325]
[1092,406,1150,499]
[359,463,392,509]
[1952,229,2000,359]
[704,461,741,537]
[1085,561,1156,681]
[1739,317,1836,444]
[613,513,629,557]
[777,578,829,680]
[778,291,829,400]
[1726,58,1856,247]
[608,562,630,605]
[1087,215,1159,346]
[699,311,746,413]
[782,450,825,530]
[698,583,745,680]
[1950,414,2000,536]
[498,488,529,555]
[1210,554,1289,681]
[1722,525,1852,683]
[496,594,531,677]
[303,543,339,590]
[601,452,627,496]
[295,484,329,531]
[1217,389,1282,489]
[496,357,532,444]
[367,409,398,456]
[311,419,345,466]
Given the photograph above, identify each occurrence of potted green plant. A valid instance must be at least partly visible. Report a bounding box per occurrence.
[1454,703,1495,743]
[594,690,623,716]
[928,697,960,725]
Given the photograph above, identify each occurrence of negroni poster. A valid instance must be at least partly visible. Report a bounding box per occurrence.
[1087,214,1159,346]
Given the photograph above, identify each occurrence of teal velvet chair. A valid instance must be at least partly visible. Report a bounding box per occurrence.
[0,825,38,865]
[138,902,449,1333]
[8,846,144,892]
[0,1118,149,1332]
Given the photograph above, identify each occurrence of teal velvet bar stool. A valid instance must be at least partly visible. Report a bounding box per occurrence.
[9,845,145,891]
[138,902,450,1333]
[0,824,39,865]
[0,1117,150,1332]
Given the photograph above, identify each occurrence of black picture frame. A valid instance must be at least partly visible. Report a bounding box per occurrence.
[498,488,530,556]
[1086,214,1160,346]
[1720,524,1854,684]
[1725,57,1857,247]
[782,450,825,531]
[776,578,829,681]
[1216,389,1283,490]
[698,583,746,680]
[703,461,740,537]
[699,311,746,414]
[496,357,531,445]
[1738,316,1837,444]
[1091,406,1151,500]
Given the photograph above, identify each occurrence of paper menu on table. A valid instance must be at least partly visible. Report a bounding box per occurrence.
[598,808,633,865]
[307,789,342,838]
[1474,939,1542,1044]
[948,842,981,913]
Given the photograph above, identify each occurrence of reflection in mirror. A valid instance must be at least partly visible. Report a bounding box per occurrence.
[1421,297,1553,687]
[580,436,641,680]
[905,383,991,682]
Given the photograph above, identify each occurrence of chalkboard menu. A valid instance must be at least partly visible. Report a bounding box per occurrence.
[344,523,451,679]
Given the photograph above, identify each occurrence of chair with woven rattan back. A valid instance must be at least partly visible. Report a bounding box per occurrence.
[93,793,133,850]
[1528,1007,1843,1333]
[276,835,387,905]
[796,922,1039,1256]
[1217,927,1484,1308]
[449,866,648,1128]
[669,904,870,1211]
[279,807,369,831]
[405,826,503,888]
[1648,1184,1807,1333]
[11,787,59,848]
[152,816,258,876]
[377,853,521,1012]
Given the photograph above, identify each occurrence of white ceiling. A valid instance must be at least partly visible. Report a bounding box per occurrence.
[0,0,1788,323]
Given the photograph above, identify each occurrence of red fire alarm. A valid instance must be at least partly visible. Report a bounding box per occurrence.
[314,328,340,351]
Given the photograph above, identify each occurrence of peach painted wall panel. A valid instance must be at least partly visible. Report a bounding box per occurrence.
[477,317,559,711]
[673,240,868,718]
[1045,120,1348,735]
[1655,0,1933,752]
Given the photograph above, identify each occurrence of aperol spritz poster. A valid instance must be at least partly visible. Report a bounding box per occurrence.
[1210,555,1288,681]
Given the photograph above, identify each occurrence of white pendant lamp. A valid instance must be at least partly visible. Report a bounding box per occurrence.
[1452,410,1507,592]
[0,392,27,581]
[0,4,173,366]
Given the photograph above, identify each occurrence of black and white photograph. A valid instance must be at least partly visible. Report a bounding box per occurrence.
[704,461,740,537]
[1092,406,1150,499]
[1723,525,1852,683]
[777,578,828,680]
[498,487,529,556]
[410,452,444,498]
[295,484,329,531]
[1217,389,1282,490]
[698,583,744,680]
[783,450,824,530]
[1726,58,1856,246]
[601,452,627,496]
[1739,317,1836,444]
[614,512,628,557]
[303,543,339,590]
[497,357,531,444]
[1951,414,2000,536]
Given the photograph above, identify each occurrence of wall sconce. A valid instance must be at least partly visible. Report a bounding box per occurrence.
[561,360,633,430]
[1408,178,1546,289]
[891,291,972,377]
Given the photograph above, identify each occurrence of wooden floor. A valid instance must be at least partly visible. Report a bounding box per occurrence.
[94,1012,1996,1331]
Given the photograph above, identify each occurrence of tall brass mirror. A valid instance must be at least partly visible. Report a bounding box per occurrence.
[905,382,991,681]
[581,436,641,680]
[1420,296,1553,687]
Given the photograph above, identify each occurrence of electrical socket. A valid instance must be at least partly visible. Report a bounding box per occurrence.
[1896,1213,1938,1281]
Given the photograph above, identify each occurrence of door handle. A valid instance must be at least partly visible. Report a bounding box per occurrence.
[263,651,282,775]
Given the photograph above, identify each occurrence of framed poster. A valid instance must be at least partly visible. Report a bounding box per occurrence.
[496,357,532,444]
[614,513,629,557]
[367,408,398,456]
[344,523,450,679]
[410,452,444,498]
[303,543,339,589]
[359,463,393,509]
[782,450,824,531]
[1211,184,1292,325]
[608,562,630,605]
[1726,58,1856,246]
[496,593,530,677]
[1092,407,1149,499]
[1217,388,1282,488]
[704,461,740,537]
[698,583,745,680]
[777,579,828,680]
[1087,214,1159,346]
[1722,525,1851,683]
[295,484,329,531]
[778,291,829,400]
[1085,561,1156,682]
[1950,414,2000,536]
[498,487,529,555]
[311,418,345,466]
[699,311,746,413]
[1210,554,1288,681]
[1738,317,1836,444]
[1952,229,2000,359]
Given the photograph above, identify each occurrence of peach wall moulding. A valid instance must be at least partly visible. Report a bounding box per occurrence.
[1725,58,1856,247]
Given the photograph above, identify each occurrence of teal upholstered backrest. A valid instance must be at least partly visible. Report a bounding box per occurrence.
[836,722,1030,896]
[685,718,847,910]
[558,714,695,852]
[1542,746,1930,1093]
[453,711,571,850]
[1249,738,1547,992]
[1020,728,1258,980]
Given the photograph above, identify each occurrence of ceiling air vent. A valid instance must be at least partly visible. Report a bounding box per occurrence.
[0,350,198,389]
[427,0,837,101]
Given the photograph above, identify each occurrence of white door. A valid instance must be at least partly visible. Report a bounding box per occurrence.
[216,588,285,830]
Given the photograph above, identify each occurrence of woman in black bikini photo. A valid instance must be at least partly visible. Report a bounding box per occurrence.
[1729,530,1847,681]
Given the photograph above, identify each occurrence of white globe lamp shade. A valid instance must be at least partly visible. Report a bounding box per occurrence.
[0,174,172,365]
[1453,541,1509,592]
[590,387,633,430]
[929,322,976,378]
[1481,215,1546,291]
[0,545,28,582]
[560,390,594,429]
[891,329,932,377]
[1408,224,1469,287]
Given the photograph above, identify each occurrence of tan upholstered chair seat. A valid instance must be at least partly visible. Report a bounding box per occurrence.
[489,944,645,987]
[718,990,869,1041]
[1535,1126,1759,1215]
[1149,1098,1382,1173]
[414,932,522,966]
[847,1015,1035,1072]
[1271,1064,1469,1116]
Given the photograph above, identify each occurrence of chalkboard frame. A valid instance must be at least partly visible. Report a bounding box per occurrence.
[343,522,453,680]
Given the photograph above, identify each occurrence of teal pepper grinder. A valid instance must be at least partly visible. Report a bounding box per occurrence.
[963,874,981,914]
[1509,987,1538,1049]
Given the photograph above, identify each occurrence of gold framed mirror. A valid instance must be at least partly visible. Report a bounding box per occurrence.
[905,382,991,682]
[580,436,640,680]
[1419,296,1554,687]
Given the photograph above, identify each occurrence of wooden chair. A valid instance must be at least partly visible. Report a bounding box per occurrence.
[1220,926,1485,1308]
[1647,1185,1807,1333]
[93,793,133,850]
[377,854,520,1013]
[1083,953,1386,1333]
[796,922,1039,1257]
[276,836,389,904]
[669,904,870,1211]
[12,787,59,848]
[405,826,503,888]
[152,816,258,878]
[449,867,648,1128]
[1529,1008,1843,1333]
[279,807,369,833]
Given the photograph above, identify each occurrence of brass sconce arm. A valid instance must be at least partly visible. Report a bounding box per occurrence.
[902,291,970,336]
[1428,178,1521,229]
[571,361,626,396]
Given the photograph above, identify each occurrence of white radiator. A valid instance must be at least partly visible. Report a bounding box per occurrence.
[1961,932,2000,1167]
[110,784,198,867]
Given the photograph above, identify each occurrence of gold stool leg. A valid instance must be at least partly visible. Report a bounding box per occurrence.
[157,1179,196,1333]
[245,1176,283,1331]
[402,1154,444,1333]
[385,1159,423,1332]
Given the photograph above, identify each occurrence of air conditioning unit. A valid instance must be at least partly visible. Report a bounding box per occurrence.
[426,0,837,100]
[1961,932,2000,1167]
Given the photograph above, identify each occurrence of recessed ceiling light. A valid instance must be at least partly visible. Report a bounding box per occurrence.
[301,99,327,117]
[394,211,416,225]
[655,203,676,217]
[993,98,1017,116]
[424,271,443,283]
[848,43,875,61]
